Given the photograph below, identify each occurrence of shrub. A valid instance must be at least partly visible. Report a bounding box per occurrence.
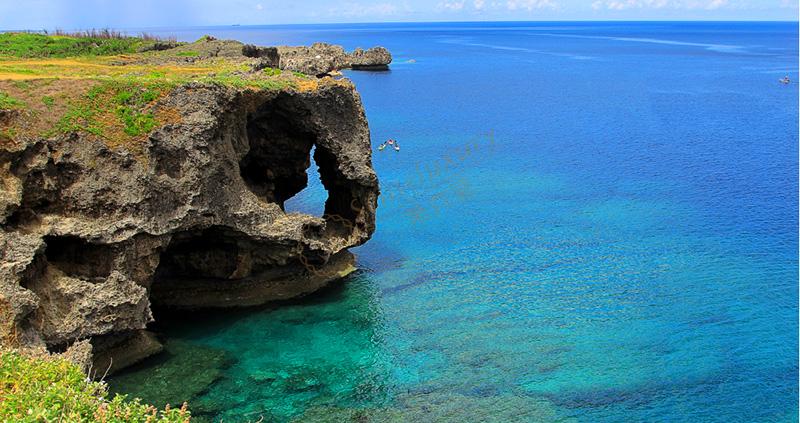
[0,92,25,109]
[0,32,155,58]
[0,349,191,422]
[262,67,282,77]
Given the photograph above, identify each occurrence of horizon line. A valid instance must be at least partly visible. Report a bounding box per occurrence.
[3,19,798,32]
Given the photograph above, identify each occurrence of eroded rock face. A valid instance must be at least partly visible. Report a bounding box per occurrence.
[276,43,393,76]
[145,38,393,76]
[0,79,378,372]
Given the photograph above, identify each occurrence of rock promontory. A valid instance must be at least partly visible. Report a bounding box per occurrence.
[137,37,393,77]
[276,43,393,75]
[0,34,381,373]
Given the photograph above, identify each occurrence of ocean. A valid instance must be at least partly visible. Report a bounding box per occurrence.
[108,22,799,422]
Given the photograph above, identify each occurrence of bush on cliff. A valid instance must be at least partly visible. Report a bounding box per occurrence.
[0,349,191,422]
[0,32,151,58]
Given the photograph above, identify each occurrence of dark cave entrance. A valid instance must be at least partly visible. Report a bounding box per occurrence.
[153,227,251,282]
[239,94,359,225]
[239,103,316,209]
[148,225,296,308]
[42,235,114,282]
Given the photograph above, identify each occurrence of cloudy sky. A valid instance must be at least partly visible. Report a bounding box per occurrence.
[0,0,796,30]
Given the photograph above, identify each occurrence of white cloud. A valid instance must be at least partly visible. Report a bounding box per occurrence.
[591,0,730,10]
[474,0,486,10]
[506,0,558,10]
[780,0,799,8]
[255,3,263,10]
[328,2,407,17]
[438,1,466,11]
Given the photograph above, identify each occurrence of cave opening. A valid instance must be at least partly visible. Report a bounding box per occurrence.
[240,97,316,210]
[151,226,295,289]
[42,235,113,282]
[239,95,359,229]
[153,227,247,282]
[283,146,326,217]
[150,96,365,308]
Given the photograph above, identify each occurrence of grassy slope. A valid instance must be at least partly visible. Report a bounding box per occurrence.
[0,32,152,58]
[0,350,190,422]
[0,33,316,151]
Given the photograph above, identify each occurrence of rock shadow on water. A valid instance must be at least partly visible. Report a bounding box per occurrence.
[107,340,233,410]
[110,271,395,422]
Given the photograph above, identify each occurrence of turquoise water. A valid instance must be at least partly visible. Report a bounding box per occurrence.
[109,22,799,422]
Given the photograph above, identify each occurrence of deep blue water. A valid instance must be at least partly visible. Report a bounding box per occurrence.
[110,22,799,422]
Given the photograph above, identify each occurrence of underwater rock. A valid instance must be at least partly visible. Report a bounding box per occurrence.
[92,330,165,375]
[294,392,565,423]
[108,340,231,408]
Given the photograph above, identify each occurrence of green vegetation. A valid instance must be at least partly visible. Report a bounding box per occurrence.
[0,349,191,422]
[114,86,159,136]
[0,91,25,109]
[55,101,103,136]
[54,80,170,139]
[0,32,153,58]
[262,67,282,76]
[0,33,315,147]
[0,127,17,141]
[11,80,32,90]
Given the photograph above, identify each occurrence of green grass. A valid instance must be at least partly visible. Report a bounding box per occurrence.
[0,127,17,141]
[54,79,170,139]
[11,80,32,90]
[0,32,151,58]
[203,72,297,90]
[114,86,160,136]
[43,70,297,142]
[0,349,191,422]
[262,67,282,76]
[41,95,55,107]
[55,102,103,136]
[175,51,199,57]
[0,91,25,109]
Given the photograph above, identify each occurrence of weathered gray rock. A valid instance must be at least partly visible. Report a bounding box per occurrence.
[349,47,393,70]
[0,78,379,372]
[141,39,392,76]
[277,43,393,75]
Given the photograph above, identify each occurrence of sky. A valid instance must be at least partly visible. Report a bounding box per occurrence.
[0,0,797,30]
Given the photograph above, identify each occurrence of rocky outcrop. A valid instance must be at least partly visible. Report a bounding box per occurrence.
[0,78,379,373]
[275,43,392,76]
[147,38,392,76]
[136,38,392,77]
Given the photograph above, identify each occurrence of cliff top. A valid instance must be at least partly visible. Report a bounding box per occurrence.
[0,32,385,152]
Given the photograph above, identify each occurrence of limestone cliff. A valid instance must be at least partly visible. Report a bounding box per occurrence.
[0,37,380,373]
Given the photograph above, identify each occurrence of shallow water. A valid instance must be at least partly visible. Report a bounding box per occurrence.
[109,22,799,422]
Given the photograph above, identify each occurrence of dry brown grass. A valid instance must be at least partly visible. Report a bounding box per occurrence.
[0,79,99,141]
[0,299,20,347]
[0,58,216,81]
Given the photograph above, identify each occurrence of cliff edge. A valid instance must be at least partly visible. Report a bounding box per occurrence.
[0,34,381,373]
